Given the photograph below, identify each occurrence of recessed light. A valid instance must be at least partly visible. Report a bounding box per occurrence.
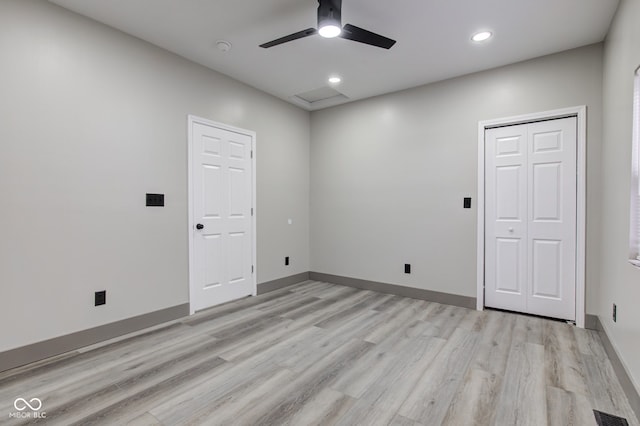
[471,31,492,42]
[328,76,341,84]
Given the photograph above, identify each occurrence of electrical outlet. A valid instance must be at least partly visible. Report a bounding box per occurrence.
[95,290,106,306]
[463,197,472,208]
[613,303,617,322]
[404,264,411,274]
[285,256,290,266]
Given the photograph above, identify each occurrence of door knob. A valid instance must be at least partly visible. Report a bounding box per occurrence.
[508,227,514,233]
[196,223,204,230]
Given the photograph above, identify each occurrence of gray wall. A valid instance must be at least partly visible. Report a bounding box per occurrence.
[0,0,310,352]
[311,44,603,310]
[599,0,640,393]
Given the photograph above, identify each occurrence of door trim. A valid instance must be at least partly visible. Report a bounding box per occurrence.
[187,115,257,315]
[476,106,587,328]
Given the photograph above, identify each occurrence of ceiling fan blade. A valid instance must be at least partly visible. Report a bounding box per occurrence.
[340,23,396,49]
[260,28,317,48]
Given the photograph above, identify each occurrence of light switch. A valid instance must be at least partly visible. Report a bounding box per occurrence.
[146,193,164,207]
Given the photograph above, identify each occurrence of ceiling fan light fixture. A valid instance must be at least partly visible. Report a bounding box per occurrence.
[319,23,342,38]
[328,76,342,84]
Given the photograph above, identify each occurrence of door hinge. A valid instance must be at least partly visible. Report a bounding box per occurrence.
[251,150,253,159]
[251,208,254,216]
[252,265,254,273]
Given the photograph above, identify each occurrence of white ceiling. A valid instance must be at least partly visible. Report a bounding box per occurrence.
[49,0,619,111]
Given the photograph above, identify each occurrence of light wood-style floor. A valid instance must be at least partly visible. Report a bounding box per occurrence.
[1,280,638,426]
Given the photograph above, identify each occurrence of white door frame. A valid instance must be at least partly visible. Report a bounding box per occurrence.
[476,106,587,328]
[187,115,257,315]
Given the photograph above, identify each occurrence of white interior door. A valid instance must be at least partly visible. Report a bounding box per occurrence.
[485,117,577,321]
[190,118,254,312]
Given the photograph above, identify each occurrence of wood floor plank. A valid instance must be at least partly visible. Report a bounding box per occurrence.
[431,305,471,338]
[0,324,211,410]
[288,281,337,297]
[226,338,374,426]
[216,315,312,362]
[36,330,215,396]
[238,325,329,368]
[313,284,361,300]
[511,313,545,346]
[126,412,163,426]
[74,354,228,426]
[582,353,640,424]
[414,301,446,324]
[256,295,324,318]
[282,289,376,324]
[372,294,406,312]
[389,414,425,426]
[546,385,597,426]
[313,292,390,329]
[441,368,500,426]
[31,342,229,425]
[183,287,293,325]
[493,342,547,426]
[203,316,300,363]
[176,367,298,425]
[0,322,192,400]
[17,354,228,426]
[279,279,315,291]
[286,387,357,426]
[280,310,382,373]
[456,308,486,332]
[364,298,431,344]
[573,328,608,361]
[420,304,468,338]
[398,327,479,425]
[410,299,441,322]
[441,311,515,426]
[218,291,377,364]
[469,310,515,375]
[543,320,590,396]
[148,356,282,425]
[358,337,448,423]
[209,312,290,341]
[335,336,447,426]
[331,325,418,398]
[181,304,272,335]
[252,290,316,313]
[281,295,347,321]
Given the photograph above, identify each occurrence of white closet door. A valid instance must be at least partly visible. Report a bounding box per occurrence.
[526,118,576,320]
[485,124,528,314]
[485,117,576,321]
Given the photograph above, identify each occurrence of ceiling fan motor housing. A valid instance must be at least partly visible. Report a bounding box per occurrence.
[318,0,342,29]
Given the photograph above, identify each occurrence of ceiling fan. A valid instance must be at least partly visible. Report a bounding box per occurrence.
[259,0,396,50]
